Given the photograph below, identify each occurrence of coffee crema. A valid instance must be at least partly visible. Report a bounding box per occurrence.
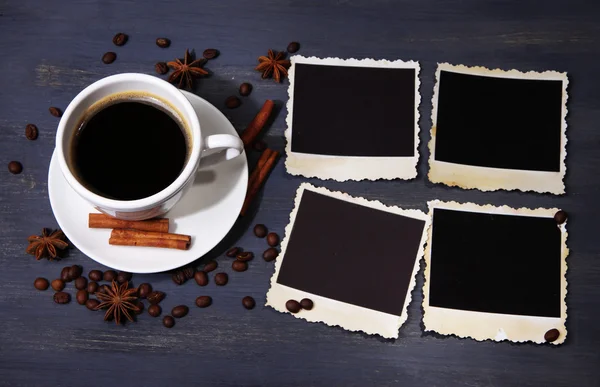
[70,92,191,201]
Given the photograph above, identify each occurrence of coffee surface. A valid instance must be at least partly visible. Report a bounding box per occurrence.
[72,99,188,200]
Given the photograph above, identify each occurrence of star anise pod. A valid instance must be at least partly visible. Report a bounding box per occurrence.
[167,49,209,89]
[255,49,291,83]
[95,280,138,325]
[26,228,68,260]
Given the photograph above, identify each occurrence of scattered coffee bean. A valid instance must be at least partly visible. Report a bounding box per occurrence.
[172,270,186,285]
[253,140,267,152]
[236,251,254,262]
[300,298,314,310]
[118,271,132,282]
[69,265,82,280]
[285,299,301,313]
[163,315,175,328]
[54,292,71,304]
[194,271,208,286]
[226,247,241,257]
[103,270,117,282]
[214,272,228,286]
[266,232,280,247]
[49,107,62,117]
[225,96,241,109]
[25,124,38,140]
[34,277,49,291]
[183,267,196,280]
[203,48,219,59]
[232,260,248,272]
[195,295,212,308]
[172,305,189,318]
[155,61,169,74]
[148,304,162,317]
[85,298,100,311]
[239,82,252,96]
[544,328,560,343]
[112,32,128,46]
[203,260,218,273]
[8,161,22,174]
[242,296,255,310]
[287,41,300,53]
[88,270,103,281]
[554,210,568,224]
[254,224,267,238]
[51,279,65,291]
[156,38,170,48]
[87,281,98,294]
[138,283,152,298]
[134,301,144,315]
[102,52,117,64]
[97,284,111,294]
[74,277,87,290]
[60,267,71,282]
[76,289,88,305]
[262,247,278,262]
[147,291,165,304]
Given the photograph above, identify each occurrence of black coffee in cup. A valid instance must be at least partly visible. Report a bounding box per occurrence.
[70,92,191,200]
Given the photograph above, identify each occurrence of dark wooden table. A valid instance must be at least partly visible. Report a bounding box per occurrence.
[1,1,599,386]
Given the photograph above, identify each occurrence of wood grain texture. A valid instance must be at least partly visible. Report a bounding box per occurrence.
[1,0,600,386]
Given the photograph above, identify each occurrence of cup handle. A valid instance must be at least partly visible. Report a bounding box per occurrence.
[198,134,244,169]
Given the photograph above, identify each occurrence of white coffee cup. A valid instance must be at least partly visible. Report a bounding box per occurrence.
[55,73,243,221]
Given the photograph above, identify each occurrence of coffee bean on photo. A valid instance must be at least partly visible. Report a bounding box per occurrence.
[87,281,99,294]
[253,224,267,238]
[300,298,314,310]
[226,247,241,257]
[148,304,162,317]
[214,272,228,286]
[60,267,71,282]
[287,42,300,53]
[117,271,132,283]
[53,292,71,304]
[76,289,88,305]
[203,48,219,59]
[266,232,280,247]
[134,301,144,315]
[85,299,100,311]
[172,270,186,285]
[225,96,241,109]
[7,161,22,174]
[69,265,83,280]
[545,328,560,343]
[49,107,62,117]
[194,271,208,286]
[112,32,128,46]
[242,296,255,310]
[137,283,152,298]
[171,305,189,318]
[554,210,568,224]
[232,260,248,272]
[147,291,165,304]
[195,296,212,308]
[25,124,38,140]
[262,247,278,262]
[102,52,117,64]
[156,38,171,48]
[88,270,103,281]
[103,270,117,282]
[97,284,111,295]
[285,299,301,313]
[34,278,49,291]
[51,279,65,291]
[74,276,87,290]
[163,315,175,328]
[239,82,252,96]
[183,267,196,280]
[203,260,218,273]
[236,251,253,262]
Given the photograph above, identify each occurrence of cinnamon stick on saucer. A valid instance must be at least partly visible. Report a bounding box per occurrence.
[109,229,191,250]
[89,213,169,233]
[240,147,279,216]
[240,100,275,147]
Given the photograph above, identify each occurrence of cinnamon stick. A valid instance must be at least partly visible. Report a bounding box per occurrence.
[108,237,189,250]
[248,148,274,187]
[240,100,275,147]
[89,213,169,233]
[240,148,279,216]
[110,229,191,243]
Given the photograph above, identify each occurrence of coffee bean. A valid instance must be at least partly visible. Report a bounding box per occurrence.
[262,247,278,262]
[253,140,267,152]
[236,251,254,262]
[87,281,98,294]
[102,52,117,64]
[134,301,144,315]
[285,299,301,313]
[266,232,280,247]
[60,267,71,282]
[171,305,189,318]
[69,265,82,280]
[76,289,88,305]
[116,273,129,284]
[287,41,300,53]
[51,279,65,291]
[49,107,62,117]
[98,284,111,294]
[544,328,560,343]
[138,283,152,298]
[118,271,132,282]
[156,38,170,48]
[195,295,212,308]
[74,277,87,290]
[254,224,267,238]
[112,32,128,46]
[85,299,100,311]
[203,260,218,273]
[554,210,568,224]
[148,304,162,317]
[172,270,186,285]
[239,82,252,96]
[34,277,49,291]
[88,270,103,281]
[8,161,22,174]
[232,260,248,272]
[300,298,314,310]
[194,271,208,286]
[214,272,228,286]
[155,61,169,74]
[103,270,117,282]
[54,292,70,304]
[147,291,165,304]
[226,247,241,257]
[203,48,219,59]
[163,315,175,328]
[225,96,241,109]
[242,296,255,310]
[183,266,196,280]
[25,124,38,140]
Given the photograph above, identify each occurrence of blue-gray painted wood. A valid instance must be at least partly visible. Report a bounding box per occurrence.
[1,1,599,386]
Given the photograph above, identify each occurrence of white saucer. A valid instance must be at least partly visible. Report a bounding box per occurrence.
[48,90,248,273]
